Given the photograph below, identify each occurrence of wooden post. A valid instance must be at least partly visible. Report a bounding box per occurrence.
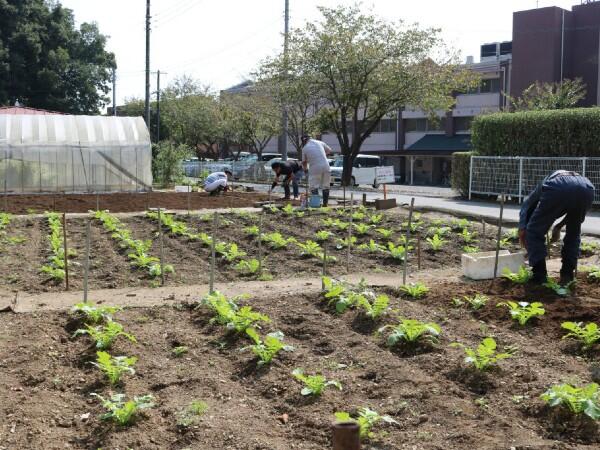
[362,193,367,206]
[157,207,165,286]
[96,192,99,211]
[209,212,217,293]
[343,184,346,209]
[258,211,264,274]
[83,219,91,303]
[3,179,7,211]
[322,244,328,289]
[346,193,354,273]
[383,183,387,200]
[187,185,191,216]
[62,213,69,291]
[493,195,505,279]
[402,198,415,285]
[417,234,421,271]
[332,422,360,450]
[482,218,486,239]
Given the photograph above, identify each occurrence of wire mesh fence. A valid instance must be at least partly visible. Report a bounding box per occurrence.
[182,159,273,184]
[470,156,600,204]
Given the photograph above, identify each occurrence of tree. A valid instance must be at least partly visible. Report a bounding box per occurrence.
[152,141,191,186]
[507,78,586,111]
[0,0,116,114]
[263,4,476,185]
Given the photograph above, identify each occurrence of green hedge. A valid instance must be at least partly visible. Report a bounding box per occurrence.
[472,108,600,156]
[451,152,473,197]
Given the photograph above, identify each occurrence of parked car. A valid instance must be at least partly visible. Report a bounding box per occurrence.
[330,155,388,188]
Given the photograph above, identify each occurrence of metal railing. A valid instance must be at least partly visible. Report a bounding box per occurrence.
[469,156,600,204]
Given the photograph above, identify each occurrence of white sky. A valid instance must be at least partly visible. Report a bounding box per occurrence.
[59,0,579,107]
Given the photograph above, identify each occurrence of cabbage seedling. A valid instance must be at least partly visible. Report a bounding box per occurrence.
[297,240,324,258]
[92,351,137,385]
[451,337,515,371]
[353,223,371,235]
[74,321,137,350]
[544,278,575,296]
[177,400,208,427]
[292,368,342,396]
[356,294,390,320]
[358,239,385,253]
[426,234,446,251]
[243,329,294,366]
[369,214,384,225]
[334,407,398,440]
[322,277,372,313]
[91,393,154,426]
[450,218,470,231]
[497,301,545,325]
[581,241,600,255]
[502,266,532,284]
[375,228,393,240]
[244,225,260,237]
[455,293,488,310]
[335,236,357,250]
[261,232,295,250]
[387,242,410,261]
[378,319,441,346]
[561,322,600,351]
[399,282,429,299]
[541,383,600,420]
[460,228,477,244]
[234,258,261,275]
[504,228,519,241]
[463,245,480,254]
[172,346,189,357]
[71,303,122,324]
[351,211,366,221]
[200,291,269,333]
[315,230,333,242]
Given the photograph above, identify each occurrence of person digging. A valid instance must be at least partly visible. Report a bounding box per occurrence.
[204,169,233,196]
[519,170,595,285]
[270,160,304,200]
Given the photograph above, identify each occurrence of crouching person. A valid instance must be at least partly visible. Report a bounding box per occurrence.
[204,169,232,196]
[519,170,595,284]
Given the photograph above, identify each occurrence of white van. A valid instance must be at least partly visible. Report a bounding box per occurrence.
[330,155,389,187]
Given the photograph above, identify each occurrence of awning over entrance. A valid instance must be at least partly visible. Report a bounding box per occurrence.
[406,134,472,155]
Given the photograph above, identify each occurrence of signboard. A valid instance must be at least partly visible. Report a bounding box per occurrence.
[375,166,395,184]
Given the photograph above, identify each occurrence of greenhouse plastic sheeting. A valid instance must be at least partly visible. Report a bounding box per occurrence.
[0,114,152,193]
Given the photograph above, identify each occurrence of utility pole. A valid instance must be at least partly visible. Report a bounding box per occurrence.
[112,68,117,116]
[153,70,167,143]
[281,0,290,161]
[144,0,151,131]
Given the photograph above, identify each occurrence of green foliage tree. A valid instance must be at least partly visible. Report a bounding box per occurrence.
[152,141,191,186]
[0,0,116,113]
[260,4,476,185]
[507,78,586,111]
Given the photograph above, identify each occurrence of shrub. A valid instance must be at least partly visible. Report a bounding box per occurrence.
[471,108,600,157]
[451,152,473,197]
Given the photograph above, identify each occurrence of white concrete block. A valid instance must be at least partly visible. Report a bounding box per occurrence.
[462,250,526,280]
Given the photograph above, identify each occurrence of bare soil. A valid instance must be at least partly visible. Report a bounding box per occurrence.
[1,275,600,449]
[0,190,269,214]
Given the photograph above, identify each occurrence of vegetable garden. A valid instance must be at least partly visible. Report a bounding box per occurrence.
[1,205,600,449]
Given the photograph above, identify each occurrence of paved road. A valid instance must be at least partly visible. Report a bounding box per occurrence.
[242,182,600,236]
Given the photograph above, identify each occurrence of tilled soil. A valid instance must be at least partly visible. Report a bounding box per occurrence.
[1,276,600,449]
[0,191,269,214]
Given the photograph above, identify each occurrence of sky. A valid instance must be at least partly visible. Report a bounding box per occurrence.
[59,0,581,107]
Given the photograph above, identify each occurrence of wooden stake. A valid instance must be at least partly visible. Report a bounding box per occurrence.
[332,422,360,450]
[343,183,346,209]
[83,219,91,303]
[322,244,328,289]
[347,193,354,273]
[402,198,415,285]
[3,178,7,211]
[62,213,69,291]
[482,218,486,239]
[493,195,505,279]
[96,192,100,211]
[258,211,264,274]
[158,207,165,286]
[187,185,191,216]
[209,212,217,293]
[383,183,387,200]
[417,234,421,271]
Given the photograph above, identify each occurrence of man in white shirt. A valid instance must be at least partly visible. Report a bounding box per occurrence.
[301,135,332,206]
[204,169,232,195]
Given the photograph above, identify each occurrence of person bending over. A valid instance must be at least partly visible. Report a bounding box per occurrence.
[519,170,595,284]
[204,169,232,196]
[270,160,304,200]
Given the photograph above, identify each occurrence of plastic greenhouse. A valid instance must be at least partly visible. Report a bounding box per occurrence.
[0,114,152,193]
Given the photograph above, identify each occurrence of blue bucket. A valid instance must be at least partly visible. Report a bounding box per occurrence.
[308,194,322,208]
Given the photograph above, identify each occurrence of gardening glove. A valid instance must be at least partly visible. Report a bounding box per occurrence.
[518,228,527,250]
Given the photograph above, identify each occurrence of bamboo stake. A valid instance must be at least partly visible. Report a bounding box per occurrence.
[158,207,165,286]
[417,234,422,271]
[402,198,415,285]
[62,213,69,291]
[83,219,91,303]
[209,212,217,293]
[493,195,505,279]
[482,218,486,239]
[96,192,100,211]
[4,179,7,211]
[258,211,264,274]
[187,185,191,216]
[322,244,328,290]
[346,193,353,273]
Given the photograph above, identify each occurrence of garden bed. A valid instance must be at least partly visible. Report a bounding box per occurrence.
[1,274,600,449]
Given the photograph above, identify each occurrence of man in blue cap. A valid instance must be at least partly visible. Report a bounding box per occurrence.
[519,170,595,284]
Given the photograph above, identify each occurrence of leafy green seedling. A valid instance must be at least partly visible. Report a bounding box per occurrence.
[426,234,446,252]
[356,294,390,320]
[369,214,384,225]
[375,228,393,240]
[322,277,373,313]
[292,368,342,396]
[91,393,154,426]
[451,337,515,371]
[261,232,296,249]
[315,230,333,242]
[353,223,371,235]
[74,321,136,350]
[544,278,575,297]
[450,218,470,231]
[71,303,122,324]
[297,240,324,258]
[243,328,294,366]
[334,407,398,440]
[460,228,477,244]
[541,383,600,420]
[172,346,189,357]
[358,239,385,253]
[561,322,600,351]
[200,291,269,333]
[463,245,479,254]
[399,282,429,299]
[244,225,260,236]
[497,301,545,325]
[378,319,441,346]
[504,228,519,241]
[335,236,357,250]
[502,266,532,284]
[455,294,488,310]
[92,351,137,384]
[177,400,208,427]
[351,211,366,221]
[219,243,247,262]
[234,258,261,275]
[497,237,511,249]
[581,241,600,255]
[387,242,410,261]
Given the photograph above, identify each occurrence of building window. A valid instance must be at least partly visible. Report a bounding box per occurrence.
[455,116,473,132]
[405,118,427,132]
[427,117,446,132]
[480,78,500,93]
[374,118,396,133]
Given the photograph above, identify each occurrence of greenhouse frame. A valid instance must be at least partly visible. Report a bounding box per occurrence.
[0,114,152,194]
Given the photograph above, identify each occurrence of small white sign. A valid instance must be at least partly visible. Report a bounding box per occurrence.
[175,185,192,193]
[375,166,395,184]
